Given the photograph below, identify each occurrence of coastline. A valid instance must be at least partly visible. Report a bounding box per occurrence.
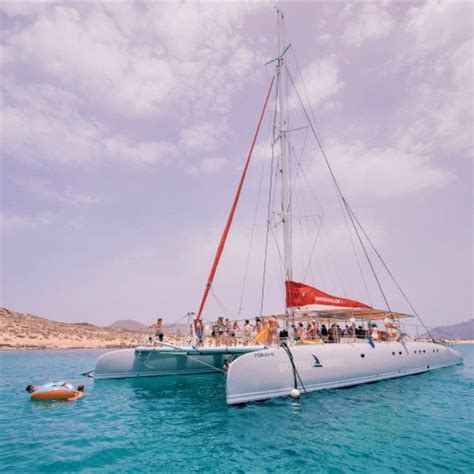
[2,339,473,351]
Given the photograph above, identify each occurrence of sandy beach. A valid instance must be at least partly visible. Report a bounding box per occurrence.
[0,307,154,349]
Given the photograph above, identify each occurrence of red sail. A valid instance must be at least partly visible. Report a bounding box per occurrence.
[285,280,371,309]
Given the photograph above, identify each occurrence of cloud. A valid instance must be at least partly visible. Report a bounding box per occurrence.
[391,2,473,157]
[11,177,100,207]
[1,3,265,119]
[0,3,267,171]
[342,1,393,46]
[1,81,177,166]
[307,139,454,198]
[186,157,228,176]
[0,211,56,234]
[179,121,231,154]
[289,56,344,110]
[404,1,472,57]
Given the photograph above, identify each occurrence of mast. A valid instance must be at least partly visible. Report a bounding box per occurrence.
[276,10,293,292]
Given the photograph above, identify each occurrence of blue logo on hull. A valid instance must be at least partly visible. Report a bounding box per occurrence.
[312,355,323,368]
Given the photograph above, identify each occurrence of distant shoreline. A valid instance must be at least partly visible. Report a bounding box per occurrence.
[2,339,474,351]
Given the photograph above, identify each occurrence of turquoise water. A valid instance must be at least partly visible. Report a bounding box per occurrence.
[1,346,473,473]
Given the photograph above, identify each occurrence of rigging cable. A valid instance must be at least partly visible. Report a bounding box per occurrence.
[344,200,434,339]
[281,342,307,393]
[238,117,272,317]
[210,286,235,319]
[285,65,433,340]
[285,66,393,313]
[288,47,373,306]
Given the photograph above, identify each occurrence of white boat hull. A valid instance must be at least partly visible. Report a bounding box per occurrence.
[226,341,463,404]
[94,346,261,380]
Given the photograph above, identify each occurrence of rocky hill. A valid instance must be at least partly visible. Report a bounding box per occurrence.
[109,319,150,332]
[423,319,474,340]
[0,308,152,349]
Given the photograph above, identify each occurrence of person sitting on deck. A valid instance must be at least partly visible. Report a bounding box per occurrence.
[369,323,380,341]
[384,319,399,341]
[328,323,337,342]
[296,322,305,342]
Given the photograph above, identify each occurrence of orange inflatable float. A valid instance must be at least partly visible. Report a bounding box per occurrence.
[30,382,76,401]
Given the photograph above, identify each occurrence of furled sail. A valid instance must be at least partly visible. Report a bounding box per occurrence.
[285,280,371,309]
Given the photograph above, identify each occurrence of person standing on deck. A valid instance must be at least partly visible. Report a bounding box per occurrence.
[150,318,164,342]
[196,320,204,347]
[268,315,279,346]
[243,320,253,346]
[230,321,240,346]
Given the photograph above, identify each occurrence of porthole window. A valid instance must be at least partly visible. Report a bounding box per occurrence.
[414,350,417,353]
[423,350,426,353]
[392,352,395,356]
[399,351,402,355]
[361,354,365,358]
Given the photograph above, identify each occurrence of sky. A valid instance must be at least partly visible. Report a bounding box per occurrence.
[1,1,472,329]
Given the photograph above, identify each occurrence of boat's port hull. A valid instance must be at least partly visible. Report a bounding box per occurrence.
[94,346,261,380]
[226,341,463,404]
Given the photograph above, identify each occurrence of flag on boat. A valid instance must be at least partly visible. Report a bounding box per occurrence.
[285,280,371,309]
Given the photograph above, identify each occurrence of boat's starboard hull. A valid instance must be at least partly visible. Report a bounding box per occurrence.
[226,341,463,405]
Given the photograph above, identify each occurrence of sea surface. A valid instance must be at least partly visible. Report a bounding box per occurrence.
[1,345,473,473]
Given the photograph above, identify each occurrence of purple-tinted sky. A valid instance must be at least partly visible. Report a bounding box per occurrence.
[1,1,472,328]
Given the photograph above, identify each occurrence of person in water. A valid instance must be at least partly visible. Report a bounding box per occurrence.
[26,383,85,400]
[66,385,85,401]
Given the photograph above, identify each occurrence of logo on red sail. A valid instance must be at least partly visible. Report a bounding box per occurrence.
[285,280,371,309]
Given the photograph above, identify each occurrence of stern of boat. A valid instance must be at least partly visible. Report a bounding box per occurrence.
[94,348,137,380]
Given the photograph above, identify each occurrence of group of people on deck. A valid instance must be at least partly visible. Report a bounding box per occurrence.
[151,316,398,347]
[194,316,280,347]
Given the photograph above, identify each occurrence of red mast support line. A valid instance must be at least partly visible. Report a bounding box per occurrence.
[195,75,276,322]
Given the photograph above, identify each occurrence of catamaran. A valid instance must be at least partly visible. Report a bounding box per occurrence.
[95,9,462,392]
[225,9,462,404]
